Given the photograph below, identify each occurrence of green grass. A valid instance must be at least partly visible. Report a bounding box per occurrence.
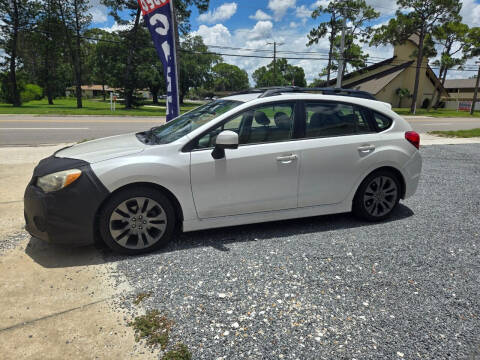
[429,128,480,138]
[133,292,152,305]
[393,108,480,118]
[0,98,199,116]
[129,310,174,349]
[161,343,192,360]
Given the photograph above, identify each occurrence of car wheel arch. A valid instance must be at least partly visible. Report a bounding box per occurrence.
[93,182,184,245]
[354,166,406,202]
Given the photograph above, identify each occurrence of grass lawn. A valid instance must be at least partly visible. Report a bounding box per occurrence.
[429,128,480,138]
[393,108,480,118]
[0,98,200,116]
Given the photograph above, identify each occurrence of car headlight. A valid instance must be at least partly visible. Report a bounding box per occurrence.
[36,169,82,193]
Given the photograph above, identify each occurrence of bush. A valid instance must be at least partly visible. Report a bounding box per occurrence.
[21,84,43,103]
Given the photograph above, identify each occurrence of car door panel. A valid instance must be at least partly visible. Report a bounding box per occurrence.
[190,142,300,218]
[298,134,380,207]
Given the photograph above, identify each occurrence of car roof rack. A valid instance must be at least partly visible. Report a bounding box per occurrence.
[236,86,376,100]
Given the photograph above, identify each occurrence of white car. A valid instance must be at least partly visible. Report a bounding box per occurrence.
[24,88,422,255]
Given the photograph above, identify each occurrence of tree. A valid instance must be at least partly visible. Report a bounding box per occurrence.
[0,0,38,106]
[178,35,221,104]
[18,0,69,104]
[371,0,461,114]
[253,58,306,88]
[57,0,91,108]
[396,88,411,108]
[307,0,379,85]
[84,29,123,101]
[101,0,211,108]
[211,63,249,92]
[430,19,470,109]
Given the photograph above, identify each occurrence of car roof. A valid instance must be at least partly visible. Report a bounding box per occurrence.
[221,92,392,114]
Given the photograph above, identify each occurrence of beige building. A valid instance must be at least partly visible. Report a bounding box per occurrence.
[66,85,115,98]
[443,78,478,100]
[329,36,448,108]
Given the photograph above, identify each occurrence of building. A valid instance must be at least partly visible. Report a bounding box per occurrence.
[328,35,448,108]
[65,85,115,98]
[442,78,478,109]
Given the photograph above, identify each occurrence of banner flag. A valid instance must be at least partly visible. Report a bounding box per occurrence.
[137,0,180,121]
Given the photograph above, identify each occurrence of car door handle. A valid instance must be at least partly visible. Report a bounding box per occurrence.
[276,154,298,163]
[357,144,375,152]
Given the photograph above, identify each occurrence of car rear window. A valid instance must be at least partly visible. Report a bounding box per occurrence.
[373,111,393,131]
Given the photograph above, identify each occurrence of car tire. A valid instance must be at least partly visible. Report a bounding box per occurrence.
[99,186,176,255]
[353,170,401,221]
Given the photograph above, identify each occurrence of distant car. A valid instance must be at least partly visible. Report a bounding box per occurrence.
[24,87,422,255]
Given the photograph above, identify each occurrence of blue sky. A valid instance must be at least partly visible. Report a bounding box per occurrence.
[91,0,480,84]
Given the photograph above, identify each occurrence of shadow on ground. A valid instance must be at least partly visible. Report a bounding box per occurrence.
[26,204,414,268]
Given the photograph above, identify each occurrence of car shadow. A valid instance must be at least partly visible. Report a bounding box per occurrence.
[26,204,414,268]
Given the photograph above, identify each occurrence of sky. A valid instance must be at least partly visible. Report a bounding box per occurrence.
[90,0,480,84]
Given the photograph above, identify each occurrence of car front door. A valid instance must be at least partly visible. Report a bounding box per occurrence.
[297,100,381,207]
[189,101,301,219]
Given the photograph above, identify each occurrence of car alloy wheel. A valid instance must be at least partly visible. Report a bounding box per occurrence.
[109,197,167,250]
[363,175,398,217]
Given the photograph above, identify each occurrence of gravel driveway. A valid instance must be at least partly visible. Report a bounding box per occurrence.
[107,144,480,359]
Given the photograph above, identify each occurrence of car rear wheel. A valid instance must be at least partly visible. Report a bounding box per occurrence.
[353,170,400,221]
[99,187,176,255]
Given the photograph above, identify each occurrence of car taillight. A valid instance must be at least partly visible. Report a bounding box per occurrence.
[405,131,420,149]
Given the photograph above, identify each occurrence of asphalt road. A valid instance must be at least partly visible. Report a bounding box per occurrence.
[103,144,480,359]
[1,114,480,145]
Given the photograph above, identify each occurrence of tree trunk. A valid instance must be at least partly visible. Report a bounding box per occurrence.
[73,0,82,108]
[152,91,158,104]
[433,67,449,109]
[410,29,425,114]
[102,83,106,101]
[44,0,54,105]
[124,8,141,109]
[427,65,443,111]
[326,14,335,84]
[10,0,21,107]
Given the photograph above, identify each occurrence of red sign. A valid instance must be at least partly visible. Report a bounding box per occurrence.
[138,0,170,16]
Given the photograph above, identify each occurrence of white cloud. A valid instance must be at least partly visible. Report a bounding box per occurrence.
[89,0,108,23]
[100,21,133,33]
[296,5,311,19]
[192,24,232,46]
[248,21,274,40]
[249,9,272,21]
[191,19,396,86]
[268,0,297,21]
[460,0,480,26]
[197,2,238,24]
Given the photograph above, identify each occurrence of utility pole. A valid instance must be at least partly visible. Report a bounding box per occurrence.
[336,15,347,88]
[470,61,480,115]
[267,41,284,86]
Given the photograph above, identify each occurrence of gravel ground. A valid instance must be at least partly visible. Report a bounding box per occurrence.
[107,144,480,359]
[0,231,26,254]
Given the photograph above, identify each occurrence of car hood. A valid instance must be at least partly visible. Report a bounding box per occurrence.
[55,133,145,163]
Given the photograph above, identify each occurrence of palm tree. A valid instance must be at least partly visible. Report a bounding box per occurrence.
[396,88,411,108]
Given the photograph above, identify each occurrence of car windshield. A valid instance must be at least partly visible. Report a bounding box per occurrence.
[150,100,243,144]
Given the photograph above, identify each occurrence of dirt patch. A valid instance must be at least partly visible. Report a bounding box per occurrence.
[0,145,154,359]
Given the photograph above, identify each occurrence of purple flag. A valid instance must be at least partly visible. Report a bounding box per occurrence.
[138,0,180,121]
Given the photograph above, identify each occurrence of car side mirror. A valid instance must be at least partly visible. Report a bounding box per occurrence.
[211,130,238,159]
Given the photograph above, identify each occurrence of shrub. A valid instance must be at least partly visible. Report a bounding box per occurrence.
[21,84,43,102]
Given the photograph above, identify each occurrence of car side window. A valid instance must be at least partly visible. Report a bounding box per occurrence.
[373,111,393,131]
[305,101,374,138]
[194,102,296,149]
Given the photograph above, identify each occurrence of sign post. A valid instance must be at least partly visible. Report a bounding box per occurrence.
[137,0,180,121]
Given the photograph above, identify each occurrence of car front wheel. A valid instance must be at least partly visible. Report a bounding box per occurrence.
[353,170,401,221]
[99,187,176,255]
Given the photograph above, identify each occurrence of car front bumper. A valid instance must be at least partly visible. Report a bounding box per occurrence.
[24,155,110,246]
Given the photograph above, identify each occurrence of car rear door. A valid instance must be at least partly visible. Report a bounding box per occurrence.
[297,100,381,207]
